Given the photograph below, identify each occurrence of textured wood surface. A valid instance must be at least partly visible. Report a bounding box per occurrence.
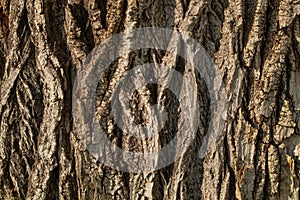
[0,0,300,199]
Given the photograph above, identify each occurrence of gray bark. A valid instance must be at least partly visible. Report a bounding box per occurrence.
[0,0,300,199]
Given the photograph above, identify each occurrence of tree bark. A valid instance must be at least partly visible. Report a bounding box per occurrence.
[0,0,300,199]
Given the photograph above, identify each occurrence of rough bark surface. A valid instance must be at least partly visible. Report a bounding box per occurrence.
[0,0,300,199]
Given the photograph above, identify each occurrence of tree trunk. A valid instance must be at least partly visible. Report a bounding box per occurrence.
[0,0,300,199]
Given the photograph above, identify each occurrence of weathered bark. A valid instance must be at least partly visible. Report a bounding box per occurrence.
[0,0,300,199]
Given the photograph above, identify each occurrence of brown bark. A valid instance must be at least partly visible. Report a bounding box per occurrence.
[0,0,300,199]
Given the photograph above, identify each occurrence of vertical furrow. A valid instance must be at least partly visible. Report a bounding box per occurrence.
[65,2,92,71]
